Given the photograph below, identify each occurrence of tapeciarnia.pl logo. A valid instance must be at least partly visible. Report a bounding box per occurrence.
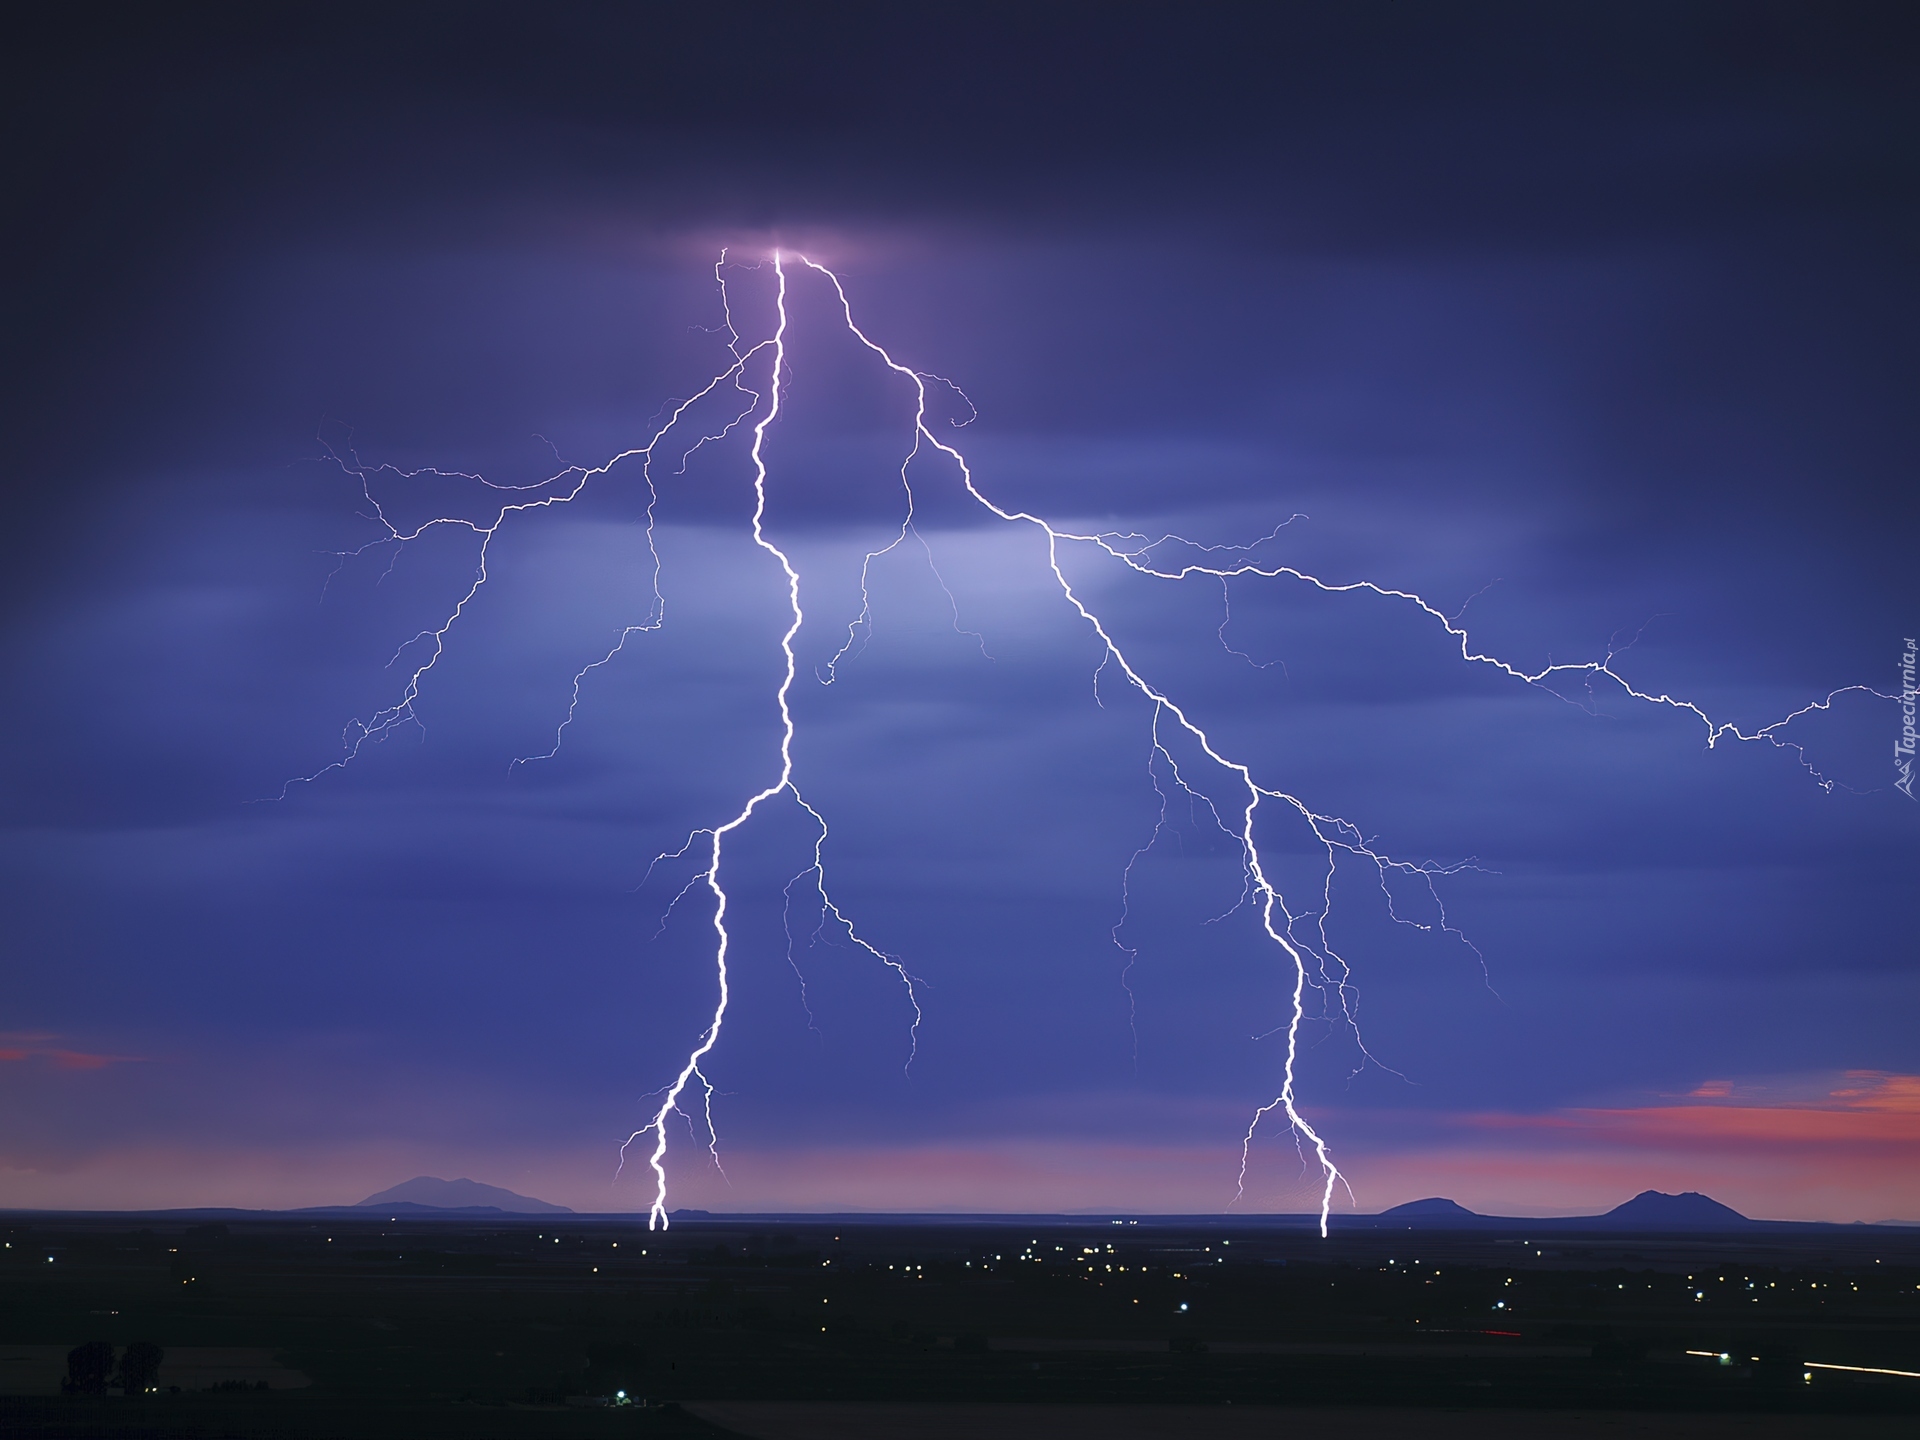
[1898,637,1916,799]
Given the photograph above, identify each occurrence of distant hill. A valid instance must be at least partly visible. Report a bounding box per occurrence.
[357,1177,571,1214]
[1345,1189,1758,1231]
[1378,1197,1481,1219]
[1598,1190,1750,1229]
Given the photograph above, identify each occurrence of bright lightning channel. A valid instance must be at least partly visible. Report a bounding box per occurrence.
[288,249,1886,1237]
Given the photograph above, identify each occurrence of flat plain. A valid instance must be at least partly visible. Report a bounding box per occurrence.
[2,1213,1915,1437]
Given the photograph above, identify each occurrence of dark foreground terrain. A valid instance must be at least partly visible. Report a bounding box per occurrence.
[2,1211,1916,1437]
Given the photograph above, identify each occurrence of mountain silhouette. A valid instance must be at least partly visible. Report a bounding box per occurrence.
[1345,1189,1758,1231]
[1378,1197,1481,1219]
[1598,1190,1750,1228]
[357,1176,571,1214]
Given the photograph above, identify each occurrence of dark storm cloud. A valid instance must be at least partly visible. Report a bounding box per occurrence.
[2,4,1915,1216]
[8,4,1913,461]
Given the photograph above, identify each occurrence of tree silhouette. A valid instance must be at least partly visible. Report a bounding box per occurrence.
[116,1341,163,1395]
[63,1341,112,1395]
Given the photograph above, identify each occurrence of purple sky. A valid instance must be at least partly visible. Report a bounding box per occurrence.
[2,3,1916,1221]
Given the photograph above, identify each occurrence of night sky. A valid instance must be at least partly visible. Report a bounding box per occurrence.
[3,4,1916,1222]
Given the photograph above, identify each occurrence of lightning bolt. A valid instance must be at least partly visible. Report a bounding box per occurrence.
[287,249,1891,1238]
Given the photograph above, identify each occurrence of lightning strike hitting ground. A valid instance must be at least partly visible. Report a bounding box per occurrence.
[288,251,1887,1236]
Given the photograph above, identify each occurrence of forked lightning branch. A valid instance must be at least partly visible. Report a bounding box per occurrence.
[288,251,1886,1235]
